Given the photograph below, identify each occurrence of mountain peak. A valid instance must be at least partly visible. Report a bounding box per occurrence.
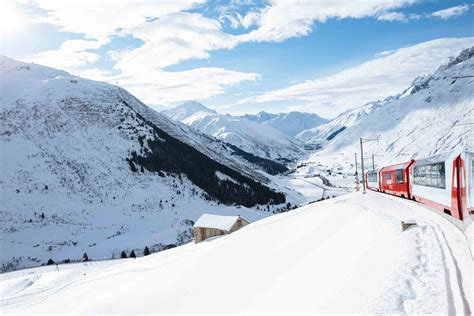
[162,101,217,121]
[179,101,217,113]
[0,55,70,78]
[406,46,474,96]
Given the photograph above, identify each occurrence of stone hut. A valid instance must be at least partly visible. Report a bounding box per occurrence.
[193,213,250,243]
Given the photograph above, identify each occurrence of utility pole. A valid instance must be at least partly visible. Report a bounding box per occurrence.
[372,154,375,170]
[359,136,380,194]
[354,153,359,192]
[360,138,366,193]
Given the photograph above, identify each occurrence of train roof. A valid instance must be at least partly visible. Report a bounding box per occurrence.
[380,160,414,171]
[412,151,458,167]
[366,168,381,174]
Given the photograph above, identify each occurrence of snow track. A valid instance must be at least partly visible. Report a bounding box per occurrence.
[363,193,472,314]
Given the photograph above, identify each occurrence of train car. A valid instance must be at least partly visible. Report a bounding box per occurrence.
[379,160,415,198]
[409,150,473,221]
[366,168,381,191]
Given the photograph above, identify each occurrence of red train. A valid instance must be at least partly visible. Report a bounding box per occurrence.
[366,150,473,221]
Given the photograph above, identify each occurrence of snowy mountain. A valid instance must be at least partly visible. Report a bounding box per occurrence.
[243,111,329,137]
[295,96,398,145]
[0,56,289,271]
[161,100,217,121]
[162,102,305,162]
[1,192,471,314]
[300,46,474,173]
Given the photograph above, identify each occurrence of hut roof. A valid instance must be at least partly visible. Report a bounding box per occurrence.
[193,213,241,231]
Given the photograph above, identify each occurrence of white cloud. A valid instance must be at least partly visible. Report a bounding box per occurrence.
[236,0,416,42]
[30,0,206,40]
[82,67,260,106]
[115,12,237,73]
[239,9,261,28]
[432,3,470,20]
[99,11,254,104]
[377,11,421,22]
[27,39,106,71]
[26,0,209,71]
[375,50,395,58]
[26,0,420,69]
[238,38,474,118]
[26,1,252,102]
[219,13,241,29]
[24,0,432,107]
[377,11,408,22]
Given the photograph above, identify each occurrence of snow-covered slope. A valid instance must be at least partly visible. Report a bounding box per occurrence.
[1,192,471,314]
[0,56,289,271]
[295,96,397,145]
[163,102,305,162]
[243,111,329,137]
[301,47,474,172]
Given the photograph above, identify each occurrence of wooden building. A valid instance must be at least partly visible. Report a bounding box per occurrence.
[193,213,250,243]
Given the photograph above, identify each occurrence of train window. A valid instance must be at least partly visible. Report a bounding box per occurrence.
[413,162,445,189]
[396,169,404,183]
[383,172,392,180]
[368,172,378,182]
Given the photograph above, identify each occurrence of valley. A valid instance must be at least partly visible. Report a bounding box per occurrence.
[1,46,473,273]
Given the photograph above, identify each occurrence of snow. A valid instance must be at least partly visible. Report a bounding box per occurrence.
[296,47,474,178]
[0,55,350,272]
[242,111,329,137]
[161,100,217,121]
[215,170,241,186]
[295,96,397,144]
[193,213,241,231]
[1,55,307,272]
[1,47,472,313]
[0,192,471,313]
[162,101,305,161]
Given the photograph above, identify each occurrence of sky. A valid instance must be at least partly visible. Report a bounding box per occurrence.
[1,0,473,118]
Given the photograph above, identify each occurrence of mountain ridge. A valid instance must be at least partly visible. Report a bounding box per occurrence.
[243,111,329,137]
[0,55,287,271]
[296,46,474,176]
[162,101,305,162]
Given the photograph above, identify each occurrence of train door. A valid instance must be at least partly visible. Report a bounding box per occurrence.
[463,152,474,216]
[453,155,466,220]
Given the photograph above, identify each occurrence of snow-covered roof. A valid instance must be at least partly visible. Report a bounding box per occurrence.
[193,213,241,231]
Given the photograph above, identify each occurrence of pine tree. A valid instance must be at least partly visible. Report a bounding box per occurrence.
[144,246,150,256]
[82,252,89,261]
[121,251,127,259]
[41,212,45,219]
[130,250,136,258]
[47,258,55,265]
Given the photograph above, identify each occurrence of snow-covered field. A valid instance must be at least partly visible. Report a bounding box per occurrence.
[1,192,471,314]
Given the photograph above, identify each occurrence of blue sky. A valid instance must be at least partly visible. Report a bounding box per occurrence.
[1,0,473,118]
